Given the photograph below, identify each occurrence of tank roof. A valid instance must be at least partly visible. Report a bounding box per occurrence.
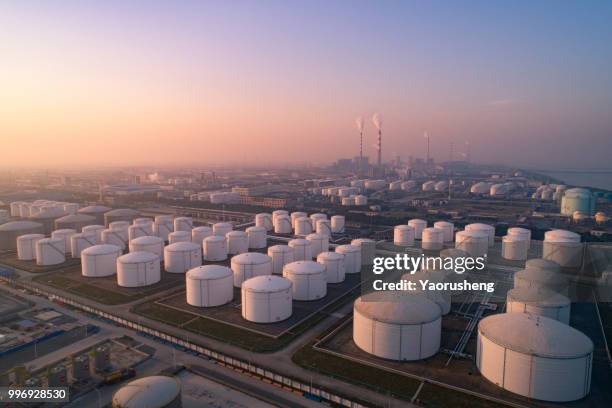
[0,221,43,231]
[232,252,271,264]
[118,251,159,263]
[242,275,291,292]
[130,235,163,244]
[82,244,122,255]
[525,258,561,273]
[283,260,325,275]
[507,287,570,307]
[187,265,232,280]
[165,241,199,251]
[354,292,441,324]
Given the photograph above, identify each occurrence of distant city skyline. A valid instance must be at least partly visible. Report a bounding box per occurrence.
[1,1,611,169]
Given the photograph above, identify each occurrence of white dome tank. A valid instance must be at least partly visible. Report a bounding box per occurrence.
[525,258,561,273]
[35,238,66,266]
[353,292,442,361]
[153,215,174,241]
[465,223,495,247]
[477,313,593,402]
[129,235,164,258]
[394,225,415,246]
[133,217,153,226]
[168,230,191,244]
[54,214,95,232]
[226,231,249,255]
[81,244,122,277]
[408,219,427,239]
[117,252,161,287]
[289,238,312,261]
[273,214,292,234]
[203,235,227,261]
[128,224,153,241]
[309,213,327,230]
[255,213,273,231]
[560,188,594,216]
[241,275,292,323]
[455,230,488,257]
[109,220,130,232]
[506,287,571,324]
[112,375,181,408]
[351,238,376,266]
[402,271,452,315]
[305,233,328,258]
[507,227,531,250]
[335,244,361,274]
[267,245,294,275]
[213,222,233,237]
[186,265,233,307]
[82,225,105,244]
[316,251,345,283]
[101,228,127,250]
[315,219,332,237]
[230,252,273,287]
[272,210,288,224]
[502,235,528,260]
[164,242,202,273]
[433,221,454,242]
[421,227,444,251]
[70,233,96,258]
[294,217,312,235]
[514,268,569,296]
[246,226,267,249]
[104,209,139,227]
[17,234,45,260]
[191,226,213,247]
[0,221,44,250]
[173,216,193,232]
[543,229,582,268]
[77,205,111,225]
[283,261,327,301]
[290,212,307,229]
[330,215,345,234]
[51,229,76,254]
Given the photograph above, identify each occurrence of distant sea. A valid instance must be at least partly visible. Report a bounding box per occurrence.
[536,170,612,191]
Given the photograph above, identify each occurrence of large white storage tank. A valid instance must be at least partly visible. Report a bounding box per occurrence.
[394,225,414,246]
[101,228,127,250]
[354,195,368,206]
[153,215,174,241]
[477,313,593,402]
[186,265,233,307]
[255,213,273,231]
[0,209,8,224]
[283,261,327,301]
[335,244,361,274]
[267,245,294,275]
[294,217,312,235]
[55,214,95,232]
[316,251,345,283]
[561,188,594,216]
[230,252,273,287]
[305,233,328,258]
[29,210,65,235]
[17,234,45,261]
[315,219,332,237]
[507,227,531,250]
[272,210,288,224]
[290,212,307,228]
[525,258,561,274]
[168,230,191,244]
[351,238,376,266]
[164,242,202,273]
[51,229,76,254]
[353,292,442,361]
[226,231,249,255]
[502,235,528,260]
[273,214,292,234]
[241,276,292,323]
[36,238,65,265]
[543,229,582,268]
[104,209,139,227]
[128,224,153,241]
[117,252,161,287]
[246,226,267,249]
[213,222,233,237]
[129,236,164,258]
[173,217,193,232]
[78,205,111,225]
[82,225,105,244]
[514,268,569,296]
[433,221,454,242]
[309,213,327,230]
[0,221,45,250]
[408,219,427,240]
[465,223,495,247]
[455,230,488,257]
[111,376,182,408]
[203,235,227,261]
[330,215,345,234]
[421,228,444,251]
[288,238,312,261]
[81,244,122,277]
[506,288,571,324]
[191,226,213,247]
[70,233,97,258]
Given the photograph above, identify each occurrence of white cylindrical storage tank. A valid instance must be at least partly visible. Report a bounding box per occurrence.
[109,220,129,232]
[294,217,312,235]
[129,235,164,258]
[19,203,32,218]
[168,230,191,244]
[101,229,127,250]
[421,227,444,251]
[267,245,294,275]
[0,209,8,224]
[191,226,213,247]
[272,210,289,224]
[230,252,273,287]
[112,376,181,408]
[402,270,452,314]
[330,215,345,234]
[335,244,361,274]
[17,234,45,261]
[77,205,111,226]
[290,212,307,228]
[354,195,368,206]
[316,251,345,283]
[246,226,267,249]
[506,288,571,324]
[186,265,233,307]
[502,235,528,260]
[0,221,45,250]
[81,244,122,277]
[315,219,332,237]
[226,230,249,255]
[104,209,139,227]
[283,261,327,301]
[133,217,153,226]
[477,313,593,402]
[70,233,96,258]
[351,238,376,265]
[305,233,328,258]
[433,221,454,242]
[353,292,442,361]
[173,216,193,232]
[153,215,174,241]
[543,229,582,268]
[507,227,531,250]
[117,252,161,287]
[514,268,569,296]
[213,222,233,237]
[408,219,427,239]
[289,238,312,261]
[128,224,153,241]
[164,242,202,273]
[465,223,495,247]
[55,214,95,232]
[35,238,66,266]
[273,214,292,234]
[241,276,292,323]
[51,229,76,254]
[525,258,561,274]
[455,230,488,257]
[309,213,327,230]
[255,213,273,231]
[10,202,23,217]
[82,225,105,244]
[203,235,227,261]
[394,225,415,246]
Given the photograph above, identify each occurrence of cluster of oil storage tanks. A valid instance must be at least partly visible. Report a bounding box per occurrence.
[320,185,368,206]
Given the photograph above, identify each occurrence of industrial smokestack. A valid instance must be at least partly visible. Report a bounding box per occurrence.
[372,113,382,168]
[355,116,364,169]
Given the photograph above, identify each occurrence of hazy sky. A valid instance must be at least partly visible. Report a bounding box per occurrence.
[1,1,611,169]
